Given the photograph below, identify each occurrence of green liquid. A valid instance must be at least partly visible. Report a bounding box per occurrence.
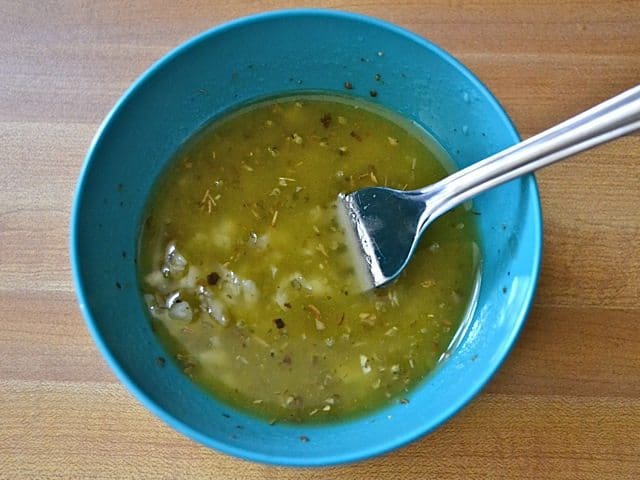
[138,94,480,423]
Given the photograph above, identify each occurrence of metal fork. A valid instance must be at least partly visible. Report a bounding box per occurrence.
[338,84,640,289]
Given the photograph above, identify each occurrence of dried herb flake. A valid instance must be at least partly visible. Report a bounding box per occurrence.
[207,272,220,285]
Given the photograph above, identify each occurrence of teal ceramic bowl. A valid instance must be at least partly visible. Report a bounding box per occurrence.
[71,9,541,466]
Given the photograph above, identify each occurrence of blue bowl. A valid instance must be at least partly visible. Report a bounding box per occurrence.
[71,9,541,466]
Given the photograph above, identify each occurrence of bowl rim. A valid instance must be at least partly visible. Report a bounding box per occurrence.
[70,7,542,467]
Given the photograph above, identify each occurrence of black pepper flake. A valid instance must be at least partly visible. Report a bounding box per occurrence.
[156,356,166,367]
[115,281,122,290]
[299,435,309,443]
[350,131,362,142]
[274,318,285,329]
[375,73,381,81]
[222,413,231,418]
[320,113,332,128]
[369,90,378,98]
[400,398,410,404]
[284,302,292,309]
[207,272,220,285]
[344,81,353,90]
[121,250,127,259]
[502,287,507,294]
[282,354,292,365]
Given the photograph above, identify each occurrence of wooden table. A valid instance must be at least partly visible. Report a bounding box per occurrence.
[2,1,638,478]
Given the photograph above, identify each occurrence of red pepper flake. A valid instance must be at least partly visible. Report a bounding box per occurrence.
[344,81,353,90]
[320,113,332,128]
[350,131,362,142]
[274,318,285,329]
[369,89,378,98]
[299,435,309,443]
[207,272,220,285]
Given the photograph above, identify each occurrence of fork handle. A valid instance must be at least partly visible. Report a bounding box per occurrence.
[421,84,640,222]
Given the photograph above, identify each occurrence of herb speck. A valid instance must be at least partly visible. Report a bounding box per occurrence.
[207,272,220,285]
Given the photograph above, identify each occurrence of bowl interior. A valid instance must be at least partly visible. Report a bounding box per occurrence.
[72,10,541,466]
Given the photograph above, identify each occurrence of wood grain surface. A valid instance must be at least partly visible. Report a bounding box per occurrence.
[1,1,639,478]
